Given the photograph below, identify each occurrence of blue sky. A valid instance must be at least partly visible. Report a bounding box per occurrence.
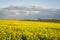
[0,0,60,9]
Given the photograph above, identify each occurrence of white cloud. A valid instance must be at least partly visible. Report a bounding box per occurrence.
[30,11,40,14]
[3,9,40,16]
[16,12,20,15]
[0,5,59,18]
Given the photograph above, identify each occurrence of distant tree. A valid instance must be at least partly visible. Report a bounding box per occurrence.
[37,18,41,20]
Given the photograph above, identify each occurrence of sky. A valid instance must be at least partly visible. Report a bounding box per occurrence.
[0,0,60,9]
[0,0,60,19]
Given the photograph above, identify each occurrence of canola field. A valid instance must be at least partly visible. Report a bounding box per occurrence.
[0,20,60,40]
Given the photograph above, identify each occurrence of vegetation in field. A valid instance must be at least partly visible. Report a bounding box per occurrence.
[0,20,60,40]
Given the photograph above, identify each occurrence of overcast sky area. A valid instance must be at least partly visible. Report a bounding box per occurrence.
[0,0,60,9]
[0,0,60,19]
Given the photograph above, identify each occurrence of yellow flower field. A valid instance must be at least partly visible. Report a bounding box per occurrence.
[0,20,60,40]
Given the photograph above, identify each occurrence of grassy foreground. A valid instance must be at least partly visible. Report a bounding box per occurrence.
[0,20,60,40]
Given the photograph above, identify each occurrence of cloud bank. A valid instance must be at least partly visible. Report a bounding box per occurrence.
[0,5,60,19]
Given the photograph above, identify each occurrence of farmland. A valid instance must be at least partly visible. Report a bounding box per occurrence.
[0,20,60,40]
